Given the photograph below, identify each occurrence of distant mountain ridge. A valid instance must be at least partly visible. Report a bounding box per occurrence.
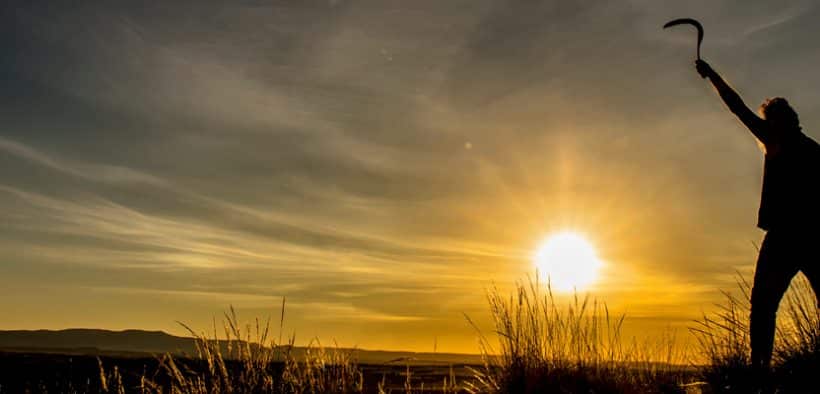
[0,329,483,365]
[0,329,197,355]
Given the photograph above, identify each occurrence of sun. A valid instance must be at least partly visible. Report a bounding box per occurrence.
[533,231,602,292]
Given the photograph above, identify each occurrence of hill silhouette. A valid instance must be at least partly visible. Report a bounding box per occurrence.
[0,329,197,355]
[0,329,482,365]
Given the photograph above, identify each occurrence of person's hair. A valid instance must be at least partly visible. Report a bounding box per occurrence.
[758,97,800,130]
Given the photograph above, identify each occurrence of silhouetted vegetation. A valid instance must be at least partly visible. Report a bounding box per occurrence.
[92,305,464,394]
[692,274,819,393]
[1,277,817,393]
[465,278,692,394]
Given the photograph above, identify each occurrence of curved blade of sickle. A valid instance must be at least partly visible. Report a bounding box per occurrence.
[663,18,704,59]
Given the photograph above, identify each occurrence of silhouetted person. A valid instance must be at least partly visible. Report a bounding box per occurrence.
[696,59,820,370]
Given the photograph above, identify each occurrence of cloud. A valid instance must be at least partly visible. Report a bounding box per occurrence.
[2,0,817,351]
[0,137,167,186]
[87,286,427,323]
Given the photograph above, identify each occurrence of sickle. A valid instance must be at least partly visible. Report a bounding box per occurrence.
[663,18,704,60]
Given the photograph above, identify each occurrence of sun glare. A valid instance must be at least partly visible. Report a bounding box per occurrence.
[534,232,602,292]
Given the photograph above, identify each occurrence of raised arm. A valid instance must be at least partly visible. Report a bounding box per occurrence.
[696,60,771,144]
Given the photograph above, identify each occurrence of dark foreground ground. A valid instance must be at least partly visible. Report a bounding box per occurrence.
[0,351,477,393]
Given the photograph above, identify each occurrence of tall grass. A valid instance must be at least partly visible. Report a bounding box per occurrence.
[104,304,366,393]
[692,273,819,393]
[97,303,463,394]
[689,275,752,392]
[465,277,691,394]
[773,275,819,365]
[87,273,819,393]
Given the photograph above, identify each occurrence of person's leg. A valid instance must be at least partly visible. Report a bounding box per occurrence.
[750,231,799,369]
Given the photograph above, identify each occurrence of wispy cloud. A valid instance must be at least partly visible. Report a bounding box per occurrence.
[0,137,167,186]
[2,0,814,351]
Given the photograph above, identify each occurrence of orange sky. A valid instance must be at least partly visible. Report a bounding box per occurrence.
[1,0,819,355]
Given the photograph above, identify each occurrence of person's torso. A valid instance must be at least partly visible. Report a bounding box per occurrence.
[758,132,820,230]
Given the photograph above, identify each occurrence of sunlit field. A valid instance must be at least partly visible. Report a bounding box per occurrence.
[1,274,816,393]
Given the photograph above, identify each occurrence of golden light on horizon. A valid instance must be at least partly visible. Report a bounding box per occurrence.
[534,231,602,292]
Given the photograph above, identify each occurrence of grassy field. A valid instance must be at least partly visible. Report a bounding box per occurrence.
[0,276,816,393]
[0,351,476,393]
